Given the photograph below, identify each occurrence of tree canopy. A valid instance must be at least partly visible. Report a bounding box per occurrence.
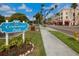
[71,3,78,9]
[56,12,60,16]
[10,13,29,22]
[0,15,5,24]
[34,12,43,24]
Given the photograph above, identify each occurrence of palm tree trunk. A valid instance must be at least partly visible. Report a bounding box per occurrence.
[73,9,75,25]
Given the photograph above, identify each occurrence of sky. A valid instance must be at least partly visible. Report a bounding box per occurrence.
[0,3,76,21]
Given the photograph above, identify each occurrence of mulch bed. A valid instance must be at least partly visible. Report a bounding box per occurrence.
[0,43,33,56]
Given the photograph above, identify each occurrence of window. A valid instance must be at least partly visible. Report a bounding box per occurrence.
[66,12,68,15]
[66,16,68,19]
[73,13,75,16]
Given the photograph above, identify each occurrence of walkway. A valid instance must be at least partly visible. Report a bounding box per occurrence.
[40,26,78,56]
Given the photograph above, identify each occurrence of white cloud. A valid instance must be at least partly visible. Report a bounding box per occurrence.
[45,11,48,14]
[55,4,71,14]
[49,4,55,9]
[27,15,33,21]
[63,5,71,9]
[43,3,59,10]
[4,14,11,17]
[0,4,16,17]
[19,4,32,12]
[0,4,11,11]
[43,6,51,10]
[29,17,34,21]
[46,13,54,19]
[6,10,16,14]
[26,8,32,12]
[19,4,26,9]
[13,8,16,10]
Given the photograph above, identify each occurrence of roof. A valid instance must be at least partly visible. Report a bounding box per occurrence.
[60,8,79,12]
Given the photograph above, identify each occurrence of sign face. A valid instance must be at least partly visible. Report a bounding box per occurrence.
[0,20,29,33]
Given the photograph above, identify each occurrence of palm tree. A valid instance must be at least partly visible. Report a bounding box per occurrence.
[56,12,60,16]
[34,12,43,25]
[71,3,78,25]
[40,4,45,14]
[45,4,58,17]
[45,7,54,17]
[34,4,58,25]
[40,4,45,25]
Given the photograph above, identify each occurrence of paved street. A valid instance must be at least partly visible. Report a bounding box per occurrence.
[48,25,79,37]
[40,26,78,56]
[0,32,22,39]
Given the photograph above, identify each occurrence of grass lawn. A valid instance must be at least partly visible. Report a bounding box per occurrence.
[49,31,79,53]
[0,31,46,56]
[26,31,46,56]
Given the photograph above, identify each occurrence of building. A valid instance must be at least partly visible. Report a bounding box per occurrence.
[52,8,79,26]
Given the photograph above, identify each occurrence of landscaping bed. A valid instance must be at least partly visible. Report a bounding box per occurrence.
[0,43,33,56]
[49,31,79,53]
[0,30,46,56]
[0,31,33,56]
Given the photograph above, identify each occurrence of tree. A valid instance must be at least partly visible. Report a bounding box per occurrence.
[0,15,5,24]
[34,12,43,24]
[45,4,58,17]
[34,4,58,25]
[56,12,60,16]
[40,4,45,14]
[48,17,52,21]
[40,4,45,25]
[71,3,78,25]
[10,13,29,22]
[40,4,58,24]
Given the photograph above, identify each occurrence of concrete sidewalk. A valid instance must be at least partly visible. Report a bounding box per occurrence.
[40,26,78,56]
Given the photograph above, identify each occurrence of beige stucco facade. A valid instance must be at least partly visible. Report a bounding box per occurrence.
[60,8,79,26]
[52,8,79,26]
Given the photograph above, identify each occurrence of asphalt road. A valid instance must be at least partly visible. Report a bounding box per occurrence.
[0,32,22,39]
[48,25,79,37]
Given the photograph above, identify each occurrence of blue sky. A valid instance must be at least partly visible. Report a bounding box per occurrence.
[0,3,73,20]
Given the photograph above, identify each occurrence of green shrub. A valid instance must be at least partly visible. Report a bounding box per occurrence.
[9,39,17,46]
[0,45,6,52]
[17,39,22,47]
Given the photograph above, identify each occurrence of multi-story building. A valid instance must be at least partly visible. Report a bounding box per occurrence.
[52,8,79,26]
